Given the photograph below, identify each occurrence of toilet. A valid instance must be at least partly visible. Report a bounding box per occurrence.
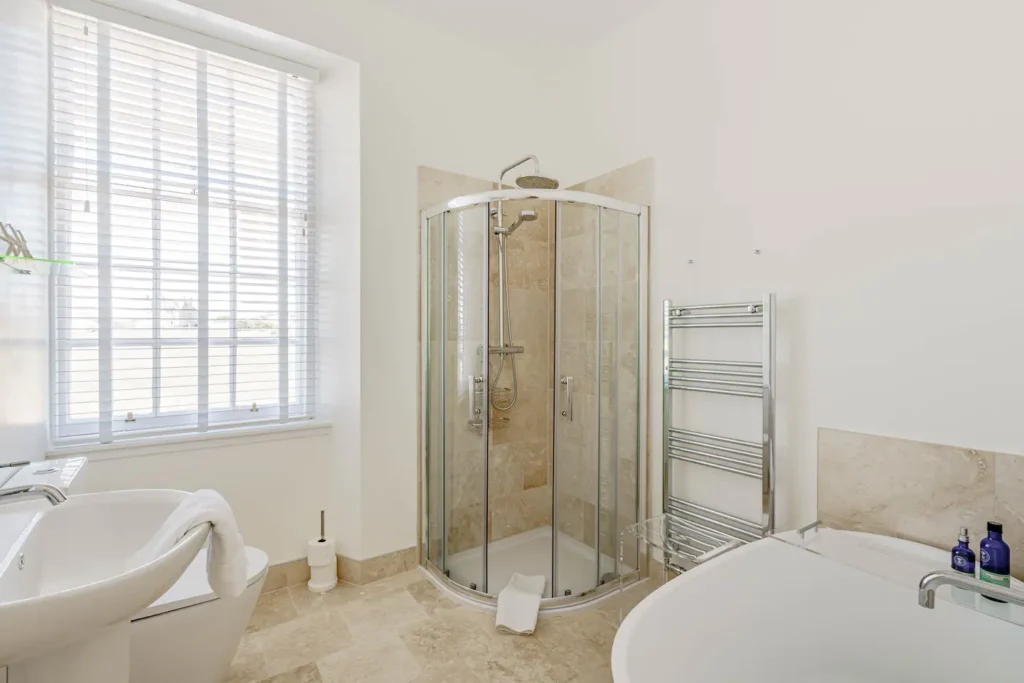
[129,544,269,683]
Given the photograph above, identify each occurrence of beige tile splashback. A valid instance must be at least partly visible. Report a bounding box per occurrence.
[417,166,493,211]
[818,428,1024,579]
[569,158,653,207]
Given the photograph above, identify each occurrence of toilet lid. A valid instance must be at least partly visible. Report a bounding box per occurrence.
[134,546,269,620]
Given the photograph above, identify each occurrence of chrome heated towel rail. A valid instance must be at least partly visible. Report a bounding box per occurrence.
[662,296,776,569]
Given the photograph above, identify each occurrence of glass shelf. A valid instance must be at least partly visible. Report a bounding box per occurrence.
[615,514,745,623]
[0,256,74,276]
[623,514,744,573]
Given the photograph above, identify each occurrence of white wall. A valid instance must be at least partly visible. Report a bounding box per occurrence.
[77,430,331,564]
[0,0,49,462]
[558,0,1024,528]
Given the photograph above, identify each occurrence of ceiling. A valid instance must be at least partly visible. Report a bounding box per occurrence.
[373,0,664,51]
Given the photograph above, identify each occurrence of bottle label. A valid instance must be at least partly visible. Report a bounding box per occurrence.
[981,549,991,564]
[980,567,1010,588]
[953,555,968,569]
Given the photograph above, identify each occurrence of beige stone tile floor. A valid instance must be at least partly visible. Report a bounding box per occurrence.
[230,569,637,683]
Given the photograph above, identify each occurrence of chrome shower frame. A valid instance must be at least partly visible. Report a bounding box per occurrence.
[418,188,650,611]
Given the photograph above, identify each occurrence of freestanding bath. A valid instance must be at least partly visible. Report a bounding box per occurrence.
[613,531,1024,682]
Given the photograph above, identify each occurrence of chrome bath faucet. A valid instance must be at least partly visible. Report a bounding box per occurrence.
[918,570,1024,609]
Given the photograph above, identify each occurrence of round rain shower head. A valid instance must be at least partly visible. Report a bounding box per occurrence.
[516,175,560,190]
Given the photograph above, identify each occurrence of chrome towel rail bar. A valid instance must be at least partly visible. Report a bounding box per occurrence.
[666,448,761,479]
[667,427,761,451]
[668,358,762,368]
[665,383,763,399]
[669,321,763,329]
[668,302,761,312]
[672,311,762,320]
[669,367,762,378]
[667,496,763,544]
[661,295,777,571]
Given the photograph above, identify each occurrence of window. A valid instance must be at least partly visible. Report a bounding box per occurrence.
[50,6,317,444]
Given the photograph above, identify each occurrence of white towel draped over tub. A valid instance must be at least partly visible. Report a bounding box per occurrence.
[129,489,247,598]
[495,573,547,635]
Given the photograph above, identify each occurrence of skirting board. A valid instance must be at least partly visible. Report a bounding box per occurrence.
[337,546,418,585]
[260,546,419,593]
[261,558,311,594]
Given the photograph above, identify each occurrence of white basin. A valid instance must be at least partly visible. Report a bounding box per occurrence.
[614,534,1024,682]
[0,489,209,669]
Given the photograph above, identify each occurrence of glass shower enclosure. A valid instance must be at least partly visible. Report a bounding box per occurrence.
[421,189,648,607]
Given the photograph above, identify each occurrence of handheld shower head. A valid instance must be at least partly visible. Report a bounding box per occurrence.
[504,209,538,235]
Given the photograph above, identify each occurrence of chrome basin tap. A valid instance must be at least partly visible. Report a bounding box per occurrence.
[0,484,68,507]
[918,570,1024,608]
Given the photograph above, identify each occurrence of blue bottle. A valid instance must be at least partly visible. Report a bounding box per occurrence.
[979,521,1011,602]
[951,527,976,575]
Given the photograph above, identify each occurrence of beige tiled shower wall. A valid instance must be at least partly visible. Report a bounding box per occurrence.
[818,428,1024,579]
[557,159,651,560]
[554,201,600,549]
[419,167,555,555]
[487,198,555,544]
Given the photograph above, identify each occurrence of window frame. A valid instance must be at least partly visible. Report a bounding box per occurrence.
[47,2,320,446]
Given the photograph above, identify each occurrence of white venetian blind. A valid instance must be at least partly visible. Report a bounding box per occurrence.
[50,6,317,444]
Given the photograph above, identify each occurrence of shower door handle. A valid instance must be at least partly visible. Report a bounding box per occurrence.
[560,376,573,422]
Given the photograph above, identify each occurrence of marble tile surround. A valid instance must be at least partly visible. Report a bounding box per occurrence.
[819,428,1024,579]
[231,569,625,683]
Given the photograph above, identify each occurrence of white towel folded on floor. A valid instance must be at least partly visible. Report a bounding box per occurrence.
[495,573,547,635]
[129,489,247,598]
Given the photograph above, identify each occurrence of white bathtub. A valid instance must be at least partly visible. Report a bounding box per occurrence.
[612,532,1024,682]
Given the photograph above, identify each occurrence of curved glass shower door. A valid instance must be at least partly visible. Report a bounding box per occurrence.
[421,188,646,607]
[552,203,642,598]
[423,205,490,592]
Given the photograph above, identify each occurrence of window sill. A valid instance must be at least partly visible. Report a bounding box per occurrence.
[46,420,334,462]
